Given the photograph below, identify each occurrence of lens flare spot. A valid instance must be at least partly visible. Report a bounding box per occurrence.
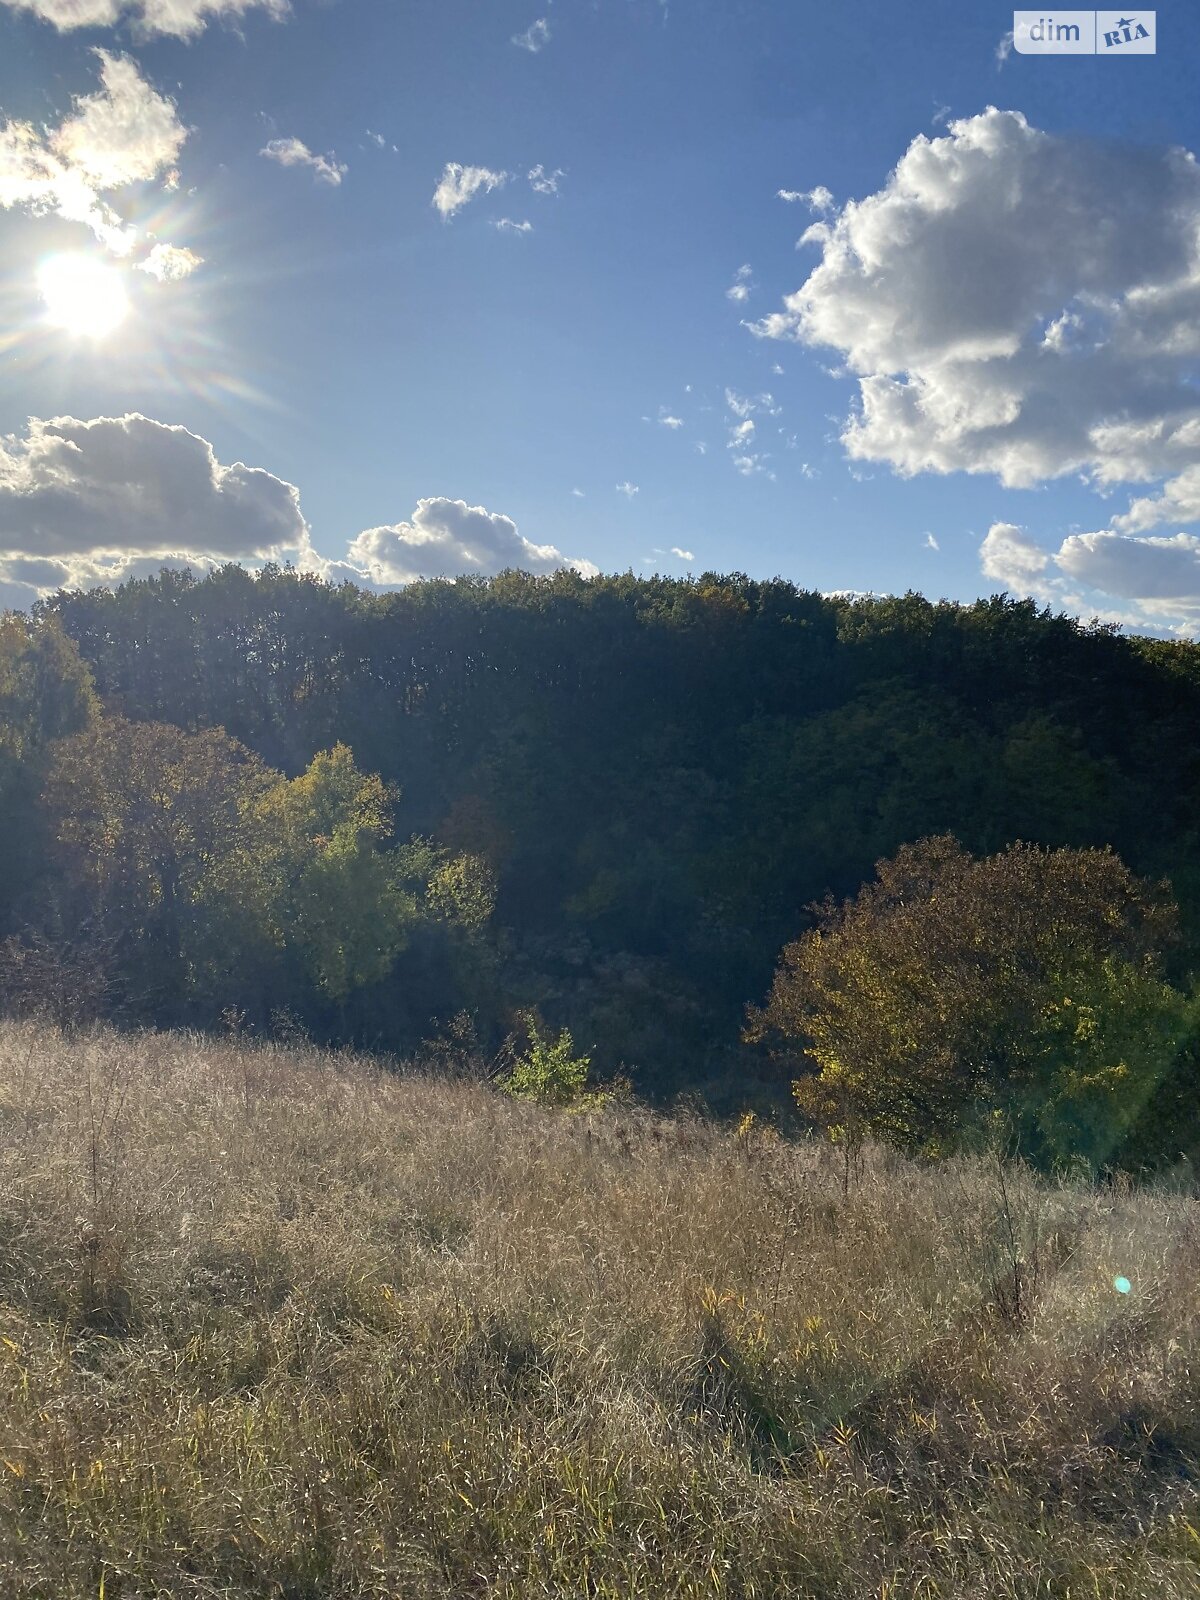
[1113,1275,1132,1295]
[38,254,129,339]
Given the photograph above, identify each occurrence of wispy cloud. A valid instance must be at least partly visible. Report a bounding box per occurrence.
[261,137,347,186]
[777,185,834,212]
[493,217,533,234]
[616,481,639,498]
[528,163,564,196]
[512,17,550,52]
[433,162,508,218]
[725,263,754,303]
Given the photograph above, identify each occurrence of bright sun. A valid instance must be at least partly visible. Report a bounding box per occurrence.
[38,253,130,339]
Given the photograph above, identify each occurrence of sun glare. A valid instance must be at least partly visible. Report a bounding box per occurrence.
[38,253,130,339]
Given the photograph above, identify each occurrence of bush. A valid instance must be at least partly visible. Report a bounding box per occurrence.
[501,1018,602,1107]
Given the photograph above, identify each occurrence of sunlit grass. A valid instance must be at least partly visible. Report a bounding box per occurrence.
[0,1020,1197,1597]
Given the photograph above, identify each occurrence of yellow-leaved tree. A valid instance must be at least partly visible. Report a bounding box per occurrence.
[746,836,1196,1172]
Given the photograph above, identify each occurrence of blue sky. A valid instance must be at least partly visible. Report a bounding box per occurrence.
[3,1,1200,633]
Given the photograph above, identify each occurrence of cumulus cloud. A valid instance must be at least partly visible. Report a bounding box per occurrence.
[980,522,1050,588]
[753,106,1200,632]
[0,547,229,609]
[671,547,694,561]
[0,0,287,38]
[344,497,595,584]
[753,108,1200,494]
[261,137,346,187]
[433,162,507,219]
[0,414,306,566]
[0,49,192,264]
[512,17,550,52]
[975,519,1200,635]
[137,241,202,280]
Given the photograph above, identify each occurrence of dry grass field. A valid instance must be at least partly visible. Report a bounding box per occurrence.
[0,1020,1198,1598]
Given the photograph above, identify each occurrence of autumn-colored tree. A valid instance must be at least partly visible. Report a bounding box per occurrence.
[44,718,275,1007]
[746,836,1189,1169]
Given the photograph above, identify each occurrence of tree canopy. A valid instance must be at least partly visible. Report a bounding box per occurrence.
[0,564,1197,1155]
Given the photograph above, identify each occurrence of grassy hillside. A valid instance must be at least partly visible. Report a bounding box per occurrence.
[1,1021,1198,1598]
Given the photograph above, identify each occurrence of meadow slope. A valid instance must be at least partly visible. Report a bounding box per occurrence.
[0,1021,1198,1598]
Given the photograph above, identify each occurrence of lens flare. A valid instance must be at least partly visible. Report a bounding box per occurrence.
[37,254,129,339]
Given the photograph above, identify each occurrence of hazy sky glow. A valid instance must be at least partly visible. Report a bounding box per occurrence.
[2,1,1199,634]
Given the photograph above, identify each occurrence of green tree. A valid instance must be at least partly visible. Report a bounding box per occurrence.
[746,836,1187,1169]
[233,745,419,1003]
[0,614,97,925]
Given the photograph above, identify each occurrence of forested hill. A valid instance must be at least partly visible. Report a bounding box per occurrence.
[11,566,1200,1103]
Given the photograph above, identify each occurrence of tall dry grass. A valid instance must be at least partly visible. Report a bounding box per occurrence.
[0,1019,1197,1598]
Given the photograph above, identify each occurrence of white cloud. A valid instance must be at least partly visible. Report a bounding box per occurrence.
[977,519,1200,635]
[995,30,1015,66]
[752,109,1200,493]
[528,163,564,196]
[726,262,753,303]
[616,481,639,497]
[344,497,595,583]
[659,413,684,429]
[137,241,202,280]
[0,49,191,265]
[0,0,287,34]
[512,17,550,52]
[571,488,585,498]
[778,185,834,212]
[0,547,227,608]
[724,388,779,420]
[0,414,306,563]
[670,546,694,561]
[756,107,1200,632]
[728,419,755,446]
[1056,530,1200,601]
[923,532,939,550]
[52,50,185,187]
[261,137,346,187]
[493,217,532,234]
[980,522,1050,589]
[433,162,507,219]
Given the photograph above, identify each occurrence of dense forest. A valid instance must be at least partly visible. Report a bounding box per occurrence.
[4,565,1200,1160]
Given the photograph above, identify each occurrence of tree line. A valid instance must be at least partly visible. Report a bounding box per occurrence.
[3,565,1200,1167]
